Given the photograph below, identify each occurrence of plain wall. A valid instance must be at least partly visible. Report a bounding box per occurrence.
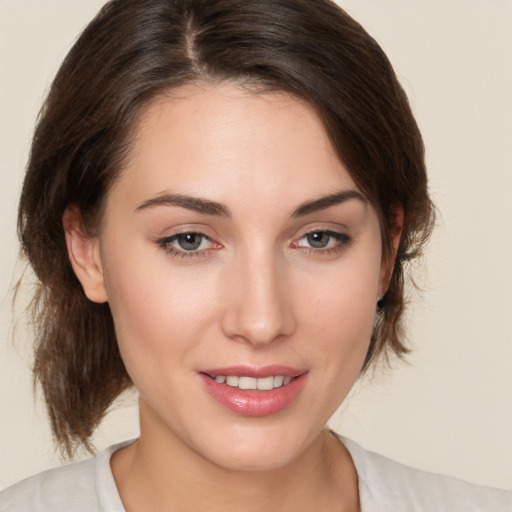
[1,0,511,491]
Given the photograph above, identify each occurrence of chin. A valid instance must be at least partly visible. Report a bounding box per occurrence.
[205,444,301,473]
[191,422,317,473]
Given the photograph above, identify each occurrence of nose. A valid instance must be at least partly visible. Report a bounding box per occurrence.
[220,249,296,347]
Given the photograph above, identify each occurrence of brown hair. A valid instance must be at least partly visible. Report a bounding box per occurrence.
[18,0,434,455]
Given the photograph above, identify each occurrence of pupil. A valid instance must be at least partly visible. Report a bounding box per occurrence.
[178,233,201,250]
[308,232,329,248]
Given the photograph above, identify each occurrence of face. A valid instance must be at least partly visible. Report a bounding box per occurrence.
[70,83,391,471]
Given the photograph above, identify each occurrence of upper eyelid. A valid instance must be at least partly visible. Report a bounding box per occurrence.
[160,232,214,247]
[290,229,351,250]
[299,227,345,236]
[297,229,349,241]
[156,225,217,242]
[157,232,219,258]
[155,223,350,244]
[292,225,349,240]
[164,231,211,240]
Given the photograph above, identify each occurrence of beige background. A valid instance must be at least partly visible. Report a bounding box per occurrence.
[1,0,511,491]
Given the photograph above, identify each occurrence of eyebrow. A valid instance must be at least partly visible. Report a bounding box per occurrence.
[136,193,231,217]
[136,189,367,218]
[291,190,368,217]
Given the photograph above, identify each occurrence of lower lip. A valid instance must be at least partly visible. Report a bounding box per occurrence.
[199,373,308,417]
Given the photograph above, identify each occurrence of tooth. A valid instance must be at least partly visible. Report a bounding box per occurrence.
[257,376,274,390]
[226,376,239,387]
[219,375,292,390]
[273,376,284,388]
[239,376,257,390]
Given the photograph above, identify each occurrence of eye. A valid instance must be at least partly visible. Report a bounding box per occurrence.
[172,232,208,251]
[305,231,332,249]
[158,231,219,257]
[293,230,351,252]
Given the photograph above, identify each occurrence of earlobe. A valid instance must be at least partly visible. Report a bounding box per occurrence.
[62,206,108,303]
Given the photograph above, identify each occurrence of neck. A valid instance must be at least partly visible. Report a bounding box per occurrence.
[111,410,359,512]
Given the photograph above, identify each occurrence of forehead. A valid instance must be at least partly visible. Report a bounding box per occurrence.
[108,82,358,213]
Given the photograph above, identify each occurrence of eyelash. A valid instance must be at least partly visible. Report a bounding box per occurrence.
[292,230,352,255]
[157,232,218,259]
[157,229,351,259]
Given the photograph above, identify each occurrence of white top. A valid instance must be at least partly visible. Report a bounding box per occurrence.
[1,436,510,511]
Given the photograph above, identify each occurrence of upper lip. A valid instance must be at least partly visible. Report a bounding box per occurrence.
[200,365,308,379]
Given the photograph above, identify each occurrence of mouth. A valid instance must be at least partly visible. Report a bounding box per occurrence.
[204,374,293,390]
[198,366,308,416]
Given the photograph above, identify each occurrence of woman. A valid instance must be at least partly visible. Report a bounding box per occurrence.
[1,0,510,510]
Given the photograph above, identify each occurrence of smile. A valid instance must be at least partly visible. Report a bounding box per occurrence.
[199,367,308,416]
[212,375,293,390]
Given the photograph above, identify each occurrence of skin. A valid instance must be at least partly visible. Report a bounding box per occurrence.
[64,82,398,511]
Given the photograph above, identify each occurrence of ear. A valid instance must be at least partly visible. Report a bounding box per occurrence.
[62,206,108,303]
[379,206,404,296]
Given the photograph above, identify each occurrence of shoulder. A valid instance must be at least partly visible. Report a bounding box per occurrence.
[0,456,97,511]
[338,435,512,512]
[0,440,132,512]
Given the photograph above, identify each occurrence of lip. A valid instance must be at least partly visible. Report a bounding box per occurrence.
[198,365,308,417]
[200,365,306,379]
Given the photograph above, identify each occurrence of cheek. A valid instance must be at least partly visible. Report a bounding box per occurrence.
[102,248,221,362]
[301,255,381,333]
[307,290,375,375]
[297,251,381,376]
